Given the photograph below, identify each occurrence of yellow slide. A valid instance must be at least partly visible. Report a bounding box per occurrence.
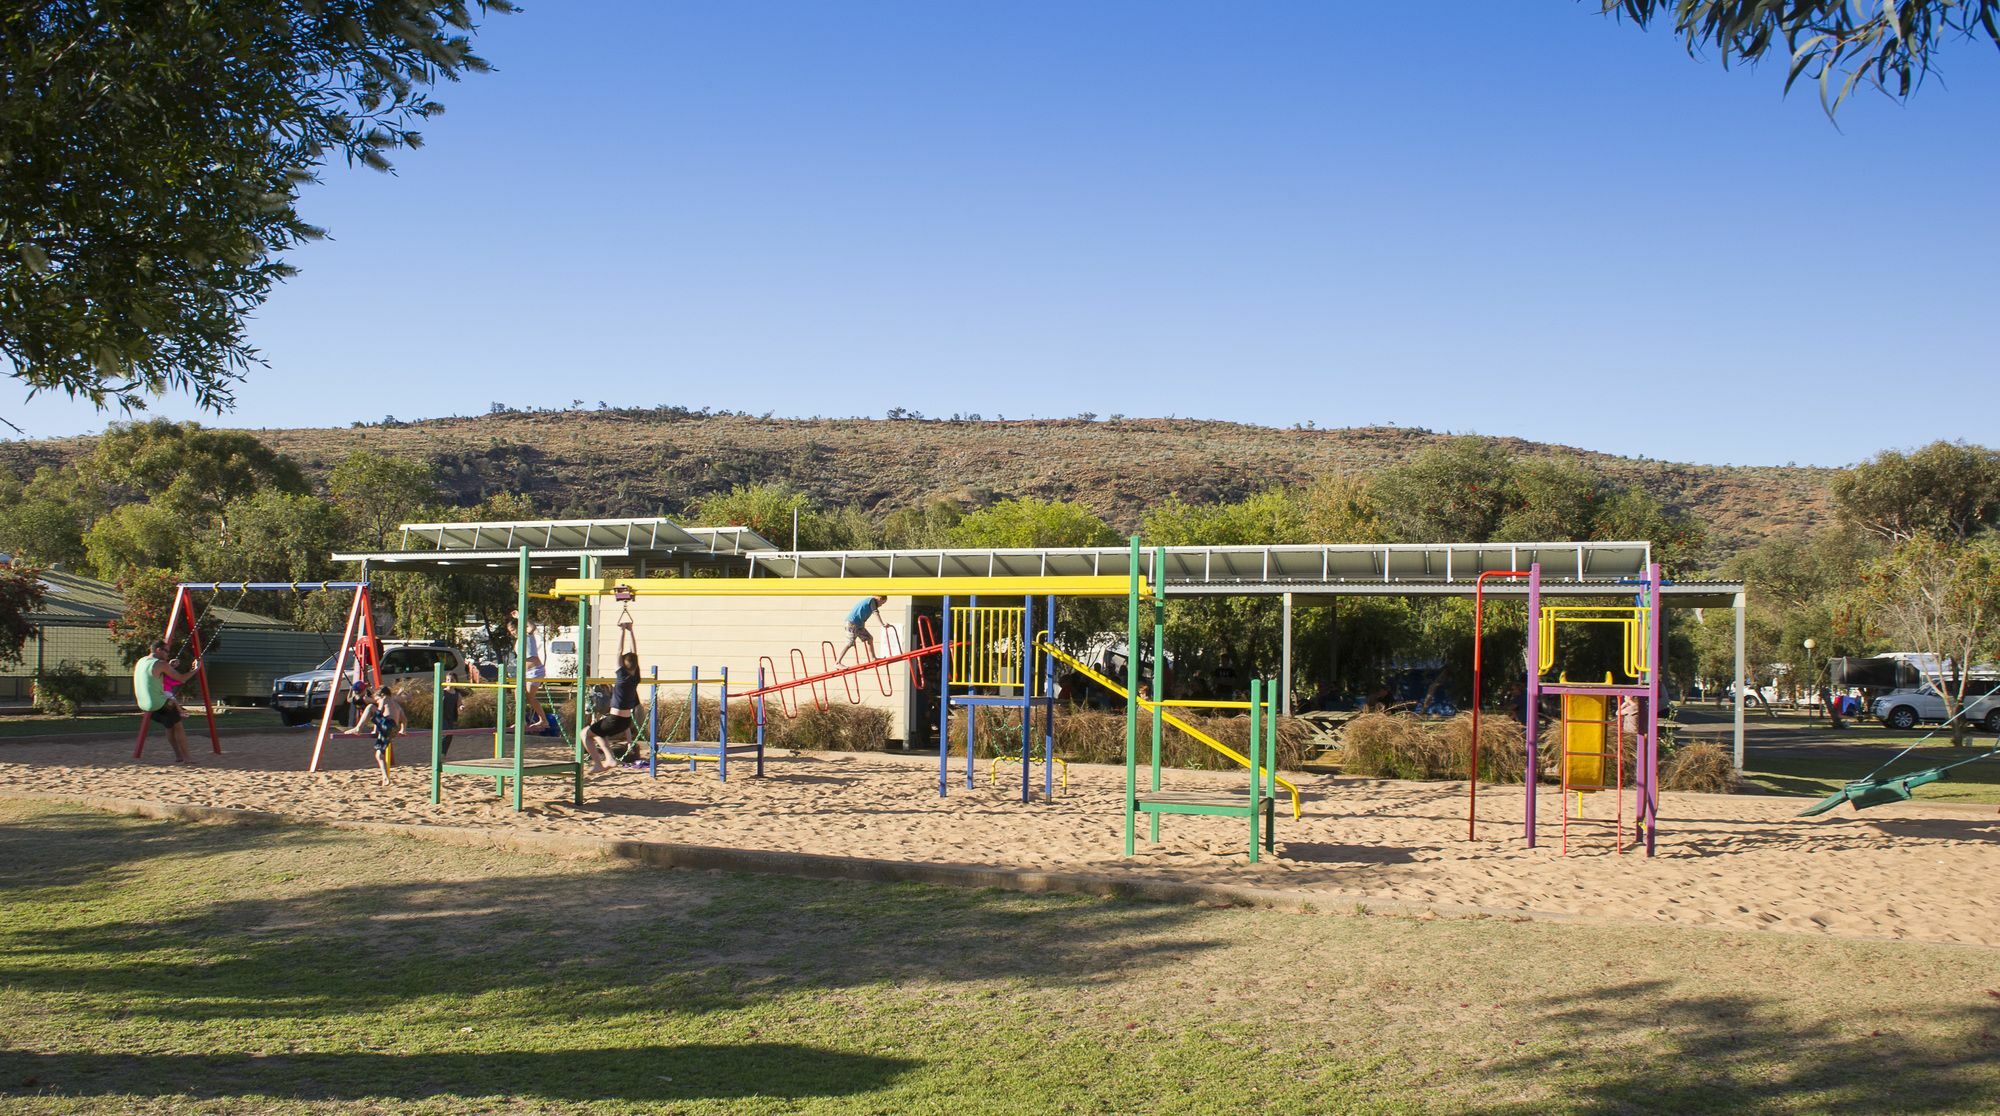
[1038,642,1302,819]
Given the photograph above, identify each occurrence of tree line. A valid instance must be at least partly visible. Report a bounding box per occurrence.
[2,421,1994,735]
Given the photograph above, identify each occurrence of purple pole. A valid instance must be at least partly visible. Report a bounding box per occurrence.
[1525,564,1542,848]
[938,596,952,797]
[1645,562,1663,856]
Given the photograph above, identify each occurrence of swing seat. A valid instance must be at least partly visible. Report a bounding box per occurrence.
[1798,767,1946,817]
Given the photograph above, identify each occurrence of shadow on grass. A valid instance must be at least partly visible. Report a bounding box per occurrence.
[0,803,1221,1026]
[0,1044,914,1104]
[1491,979,2000,1114]
[0,808,343,899]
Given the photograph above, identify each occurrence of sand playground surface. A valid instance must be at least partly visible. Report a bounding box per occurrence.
[4,728,1998,949]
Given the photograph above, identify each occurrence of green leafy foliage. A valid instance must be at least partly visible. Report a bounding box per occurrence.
[329,450,438,550]
[31,658,109,716]
[692,483,881,551]
[0,557,46,667]
[1831,441,2000,544]
[0,2,512,412]
[1855,534,2000,744]
[1600,1,2000,115]
[947,497,1119,549]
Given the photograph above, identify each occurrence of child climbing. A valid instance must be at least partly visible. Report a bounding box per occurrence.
[583,615,643,774]
[835,595,889,665]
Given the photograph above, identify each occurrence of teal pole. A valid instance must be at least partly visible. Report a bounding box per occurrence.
[1249,679,1263,863]
[1124,536,1140,857]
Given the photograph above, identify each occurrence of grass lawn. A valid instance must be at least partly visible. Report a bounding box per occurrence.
[0,709,289,740]
[2,802,1998,1113]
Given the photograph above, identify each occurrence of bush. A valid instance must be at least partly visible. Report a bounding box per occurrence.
[1660,741,1742,794]
[33,660,110,716]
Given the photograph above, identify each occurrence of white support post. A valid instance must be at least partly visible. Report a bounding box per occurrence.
[1280,592,1294,716]
[1733,591,1747,771]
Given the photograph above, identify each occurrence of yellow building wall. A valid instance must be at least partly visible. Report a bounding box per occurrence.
[590,594,917,741]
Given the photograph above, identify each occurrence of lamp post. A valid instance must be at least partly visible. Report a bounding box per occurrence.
[1803,638,1818,722]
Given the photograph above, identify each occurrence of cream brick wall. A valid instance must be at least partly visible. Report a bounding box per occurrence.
[589,594,917,740]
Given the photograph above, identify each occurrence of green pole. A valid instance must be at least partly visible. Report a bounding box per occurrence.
[1249,679,1263,863]
[1150,546,1165,844]
[430,661,443,805]
[514,545,529,812]
[1124,535,1140,857]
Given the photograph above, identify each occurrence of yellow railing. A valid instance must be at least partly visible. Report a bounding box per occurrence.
[951,606,1026,688]
[1037,641,1301,819]
[1537,606,1651,680]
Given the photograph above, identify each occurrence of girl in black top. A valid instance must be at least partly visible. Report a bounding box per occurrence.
[583,616,642,773]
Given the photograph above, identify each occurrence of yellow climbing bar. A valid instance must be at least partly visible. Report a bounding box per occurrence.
[1038,641,1301,819]
[549,575,1147,600]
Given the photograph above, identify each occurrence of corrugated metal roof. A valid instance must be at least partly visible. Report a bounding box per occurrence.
[27,570,304,629]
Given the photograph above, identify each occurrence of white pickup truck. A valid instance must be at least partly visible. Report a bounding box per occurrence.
[1871,684,2000,733]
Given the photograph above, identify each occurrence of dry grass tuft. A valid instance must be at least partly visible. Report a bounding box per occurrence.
[1661,742,1742,794]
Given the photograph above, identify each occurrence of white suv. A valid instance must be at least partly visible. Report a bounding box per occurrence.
[1871,684,2000,733]
[271,642,471,727]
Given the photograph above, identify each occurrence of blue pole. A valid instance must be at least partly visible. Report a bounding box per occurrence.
[938,596,952,797]
[688,665,698,774]
[719,665,730,782]
[755,666,766,777]
[1044,593,1057,801]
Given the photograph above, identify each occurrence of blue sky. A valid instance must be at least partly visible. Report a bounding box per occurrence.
[8,1,1996,466]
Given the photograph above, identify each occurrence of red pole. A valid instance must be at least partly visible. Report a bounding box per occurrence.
[1469,570,1532,840]
[181,590,221,754]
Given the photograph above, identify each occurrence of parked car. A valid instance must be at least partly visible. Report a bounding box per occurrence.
[1870,684,2000,733]
[271,641,471,727]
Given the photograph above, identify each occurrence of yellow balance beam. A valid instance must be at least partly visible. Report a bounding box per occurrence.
[1037,641,1302,819]
[548,575,1149,600]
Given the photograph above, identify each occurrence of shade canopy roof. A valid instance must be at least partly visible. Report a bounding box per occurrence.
[333,517,777,573]
[334,523,1741,607]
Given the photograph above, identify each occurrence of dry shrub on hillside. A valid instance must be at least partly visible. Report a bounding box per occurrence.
[1661,742,1741,793]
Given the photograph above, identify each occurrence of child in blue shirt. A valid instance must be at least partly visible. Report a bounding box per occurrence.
[835,595,889,664]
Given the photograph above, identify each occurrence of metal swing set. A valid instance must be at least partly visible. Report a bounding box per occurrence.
[133,580,376,762]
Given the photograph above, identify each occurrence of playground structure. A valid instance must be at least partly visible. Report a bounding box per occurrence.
[1469,563,1667,856]
[428,549,583,810]
[135,580,376,762]
[545,556,1294,861]
[922,543,1298,860]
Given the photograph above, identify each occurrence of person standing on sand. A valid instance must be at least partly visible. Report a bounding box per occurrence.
[351,683,406,786]
[835,595,889,665]
[506,612,553,733]
[133,640,201,764]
